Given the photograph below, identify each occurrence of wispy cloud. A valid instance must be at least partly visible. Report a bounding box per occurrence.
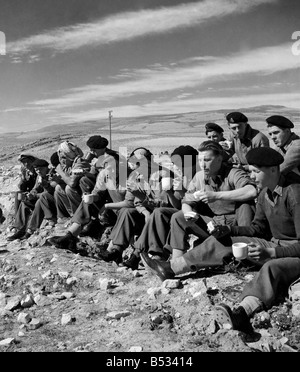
[7,0,277,56]
[55,92,300,123]
[28,42,300,109]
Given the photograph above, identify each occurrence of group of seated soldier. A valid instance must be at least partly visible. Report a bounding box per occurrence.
[6,111,300,336]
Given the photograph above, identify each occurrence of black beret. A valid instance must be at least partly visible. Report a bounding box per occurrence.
[171,145,198,158]
[50,152,60,167]
[18,153,36,163]
[32,159,49,168]
[205,122,224,134]
[86,135,109,149]
[246,147,284,167]
[266,115,294,129]
[226,112,248,124]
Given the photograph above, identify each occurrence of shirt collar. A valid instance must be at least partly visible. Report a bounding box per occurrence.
[282,132,299,151]
[266,175,285,203]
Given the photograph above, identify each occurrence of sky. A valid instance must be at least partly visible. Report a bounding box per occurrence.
[0,0,299,133]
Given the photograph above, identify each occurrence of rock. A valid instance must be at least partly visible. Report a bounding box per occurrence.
[188,280,207,298]
[0,292,7,300]
[4,295,21,311]
[132,270,142,278]
[33,294,51,307]
[147,287,162,298]
[0,309,13,317]
[66,277,77,286]
[61,292,75,299]
[0,338,15,346]
[61,313,76,326]
[0,293,7,308]
[106,311,131,320]
[28,318,42,330]
[244,274,255,282]
[162,279,181,289]
[128,346,143,352]
[116,267,128,273]
[161,288,170,295]
[282,344,298,352]
[21,294,35,308]
[206,319,218,334]
[48,293,65,300]
[253,311,271,329]
[99,278,115,290]
[17,312,32,324]
[41,270,52,279]
[58,271,69,279]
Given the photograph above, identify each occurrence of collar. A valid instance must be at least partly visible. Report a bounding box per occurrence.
[266,175,285,203]
[281,132,300,151]
[241,124,253,141]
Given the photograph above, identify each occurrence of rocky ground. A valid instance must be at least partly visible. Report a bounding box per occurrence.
[0,164,300,354]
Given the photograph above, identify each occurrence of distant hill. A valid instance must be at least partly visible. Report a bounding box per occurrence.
[0,105,299,166]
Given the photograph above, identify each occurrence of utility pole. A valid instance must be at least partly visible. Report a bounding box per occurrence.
[108,110,113,149]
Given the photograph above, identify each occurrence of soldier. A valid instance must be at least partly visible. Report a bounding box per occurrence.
[266,114,300,177]
[226,111,269,171]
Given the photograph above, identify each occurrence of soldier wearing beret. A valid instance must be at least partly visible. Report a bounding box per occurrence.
[205,122,225,142]
[213,146,300,334]
[140,147,300,301]
[226,111,270,171]
[205,122,232,162]
[266,115,300,177]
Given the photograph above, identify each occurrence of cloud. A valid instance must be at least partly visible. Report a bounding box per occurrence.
[7,0,277,56]
[55,91,300,123]
[28,42,300,109]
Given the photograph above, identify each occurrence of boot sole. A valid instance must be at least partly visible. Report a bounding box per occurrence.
[215,304,234,330]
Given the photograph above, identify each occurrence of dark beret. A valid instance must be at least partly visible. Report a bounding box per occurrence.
[226,112,248,124]
[246,147,284,167]
[171,145,198,158]
[86,135,109,149]
[18,153,36,163]
[32,159,49,168]
[50,152,60,167]
[205,122,224,134]
[266,115,294,129]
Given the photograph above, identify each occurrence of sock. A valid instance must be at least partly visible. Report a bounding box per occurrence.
[68,223,82,237]
[238,296,264,317]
